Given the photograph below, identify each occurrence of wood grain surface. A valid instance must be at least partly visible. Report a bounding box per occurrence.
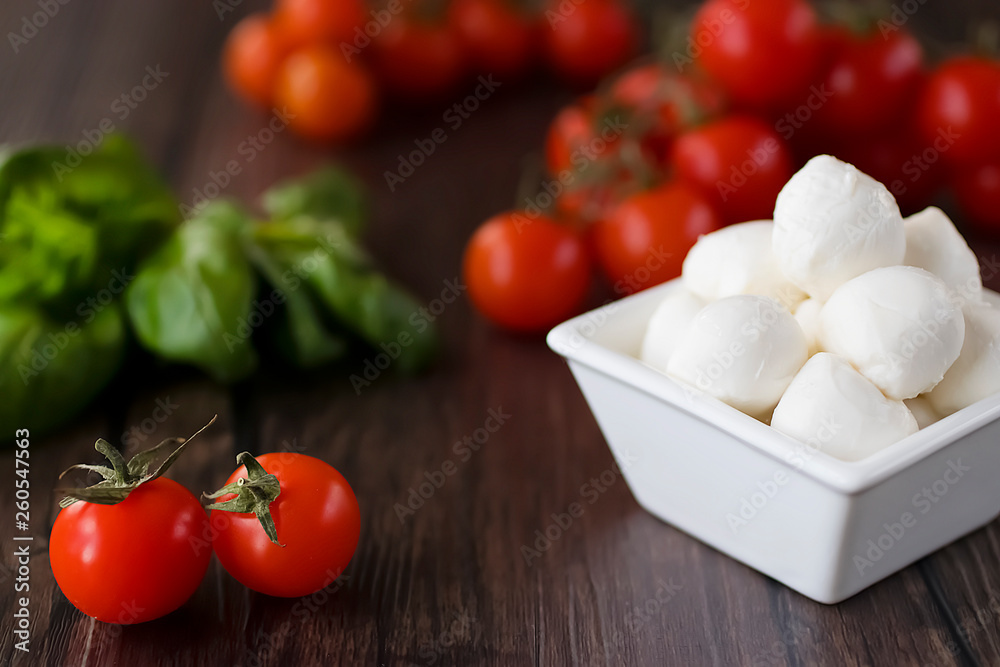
[3,0,1000,665]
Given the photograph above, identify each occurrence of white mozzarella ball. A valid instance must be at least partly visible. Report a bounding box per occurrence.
[927,303,1000,415]
[793,298,824,356]
[640,290,706,373]
[667,295,808,418]
[682,220,805,309]
[904,397,942,430]
[771,353,918,462]
[773,155,905,300]
[903,206,983,305]
[819,266,965,400]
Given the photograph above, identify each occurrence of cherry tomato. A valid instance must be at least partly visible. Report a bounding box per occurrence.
[609,64,725,165]
[810,27,923,137]
[919,56,1000,167]
[691,0,821,112]
[671,115,793,226]
[211,453,361,598]
[275,45,378,143]
[373,18,465,101]
[593,181,721,294]
[50,478,211,624]
[542,0,638,87]
[464,213,592,331]
[953,162,1000,234]
[448,0,537,80]
[835,124,944,216]
[273,0,367,48]
[223,14,289,109]
[545,96,607,175]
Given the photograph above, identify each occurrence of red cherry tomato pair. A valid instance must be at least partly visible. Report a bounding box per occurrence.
[50,424,360,624]
[224,8,375,143]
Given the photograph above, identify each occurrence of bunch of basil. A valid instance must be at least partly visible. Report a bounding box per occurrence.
[0,136,436,437]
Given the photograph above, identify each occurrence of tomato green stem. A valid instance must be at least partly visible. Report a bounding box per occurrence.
[203,452,285,547]
[57,415,217,507]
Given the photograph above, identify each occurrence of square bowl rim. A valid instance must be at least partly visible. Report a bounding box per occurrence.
[546,278,1000,495]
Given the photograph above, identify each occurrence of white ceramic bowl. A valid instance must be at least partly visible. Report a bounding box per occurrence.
[547,278,1000,604]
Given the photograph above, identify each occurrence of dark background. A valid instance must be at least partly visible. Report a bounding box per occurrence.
[3,0,1000,665]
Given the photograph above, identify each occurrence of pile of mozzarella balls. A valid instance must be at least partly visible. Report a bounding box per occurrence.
[641,155,1000,462]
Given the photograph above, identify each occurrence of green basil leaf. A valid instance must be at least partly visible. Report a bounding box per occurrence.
[252,216,438,374]
[261,166,366,238]
[125,200,258,383]
[244,241,347,368]
[0,135,177,316]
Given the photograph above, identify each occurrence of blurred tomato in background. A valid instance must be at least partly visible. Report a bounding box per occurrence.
[371,14,467,101]
[592,181,721,294]
[808,26,924,137]
[273,0,368,47]
[671,115,793,226]
[448,0,538,81]
[689,0,822,113]
[541,0,638,87]
[464,213,592,331]
[223,13,290,108]
[274,44,378,142]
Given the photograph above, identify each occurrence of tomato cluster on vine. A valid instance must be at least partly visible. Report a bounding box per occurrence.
[464,0,1000,333]
[223,0,640,143]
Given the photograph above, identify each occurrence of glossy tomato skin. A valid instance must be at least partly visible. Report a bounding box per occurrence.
[594,182,721,294]
[691,0,821,112]
[50,478,211,624]
[810,27,924,137]
[275,45,377,143]
[211,453,361,598]
[671,116,793,226]
[273,0,367,48]
[542,0,638,87]
[223,14,289,108]
[464,213,592,332]
[953,162,1000,234]
[373,19,465,101]
[448,0,537,80]
[919,56,1000,167]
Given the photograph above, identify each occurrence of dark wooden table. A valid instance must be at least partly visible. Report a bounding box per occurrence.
[4,0,1000,665]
